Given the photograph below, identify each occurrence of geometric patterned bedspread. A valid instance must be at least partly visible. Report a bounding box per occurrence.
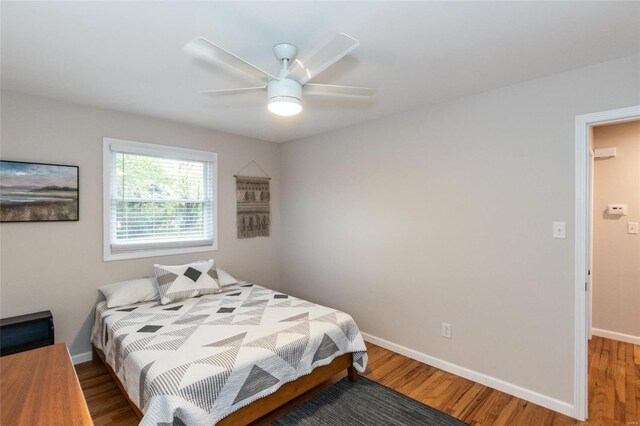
[91,283,368,425]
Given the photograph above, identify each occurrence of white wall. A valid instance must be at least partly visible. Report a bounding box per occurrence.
[592,121,640,342]
[0,91,281,357]
[280,55,640,408]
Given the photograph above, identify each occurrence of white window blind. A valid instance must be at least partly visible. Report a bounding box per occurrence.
[104,139,217,258]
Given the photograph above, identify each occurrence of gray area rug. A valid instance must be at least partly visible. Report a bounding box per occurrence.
[271,376,469,425]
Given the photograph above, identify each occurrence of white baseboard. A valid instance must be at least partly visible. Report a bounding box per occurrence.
[71,351,92,365]
[591,328,640,345]
[361,332,576,419]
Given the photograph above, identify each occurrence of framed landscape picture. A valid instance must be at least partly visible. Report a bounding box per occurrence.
[0,160,79,222]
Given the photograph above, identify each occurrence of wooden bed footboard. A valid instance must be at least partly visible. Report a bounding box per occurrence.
[92,345,357,425]
[92,345,144,419]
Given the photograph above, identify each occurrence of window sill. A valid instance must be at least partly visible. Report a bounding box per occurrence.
[103,242,218,262]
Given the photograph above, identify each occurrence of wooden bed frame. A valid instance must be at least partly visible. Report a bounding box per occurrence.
[92,345,357,425]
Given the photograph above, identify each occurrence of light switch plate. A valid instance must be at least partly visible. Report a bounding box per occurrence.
[553,222,566,239]
[628,222,638,234]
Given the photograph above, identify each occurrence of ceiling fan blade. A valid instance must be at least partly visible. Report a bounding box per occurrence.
[200,86,266,97]
[184,37,275,82]
[303,83,376,99]
[287,33,360,84]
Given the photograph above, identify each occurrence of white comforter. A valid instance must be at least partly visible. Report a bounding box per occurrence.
[91,283,368,425]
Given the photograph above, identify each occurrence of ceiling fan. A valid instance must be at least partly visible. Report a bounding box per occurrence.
[184,33,376,116]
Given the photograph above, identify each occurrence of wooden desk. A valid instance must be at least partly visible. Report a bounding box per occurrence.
[1,343,93,425]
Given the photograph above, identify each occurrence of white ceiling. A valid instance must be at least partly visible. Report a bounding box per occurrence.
[2,2,639,143]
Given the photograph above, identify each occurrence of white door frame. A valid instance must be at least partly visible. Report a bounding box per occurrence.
[588,147,594,340]
[574,105,640,420]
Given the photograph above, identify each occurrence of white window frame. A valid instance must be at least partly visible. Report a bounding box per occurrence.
[103,137,218,261]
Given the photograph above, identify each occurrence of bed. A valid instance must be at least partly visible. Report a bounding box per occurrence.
[91,282,368,425]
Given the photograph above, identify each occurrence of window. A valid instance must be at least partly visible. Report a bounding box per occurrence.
[103,138,217,261]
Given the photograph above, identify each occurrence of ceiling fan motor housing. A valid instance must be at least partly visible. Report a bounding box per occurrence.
[267,78,302,104]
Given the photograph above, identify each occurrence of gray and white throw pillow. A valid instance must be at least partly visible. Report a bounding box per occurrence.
[154,260,220,305]
[217,267,239,287]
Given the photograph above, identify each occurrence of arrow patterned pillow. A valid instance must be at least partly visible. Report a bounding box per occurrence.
[154,260,220,305]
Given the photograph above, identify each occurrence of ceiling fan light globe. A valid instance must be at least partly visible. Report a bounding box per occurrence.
[268,97,302,116]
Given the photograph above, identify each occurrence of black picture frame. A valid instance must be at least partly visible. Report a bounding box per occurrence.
[0,160,79,222]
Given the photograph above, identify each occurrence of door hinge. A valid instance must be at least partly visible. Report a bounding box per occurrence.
[585,281,588,291]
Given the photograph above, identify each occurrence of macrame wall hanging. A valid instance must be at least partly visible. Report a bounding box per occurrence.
[235,161,271,239]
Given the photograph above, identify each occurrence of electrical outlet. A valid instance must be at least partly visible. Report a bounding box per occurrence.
[441,322,452,339]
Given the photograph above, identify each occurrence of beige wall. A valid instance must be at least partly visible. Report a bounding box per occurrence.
[0,91,281,356]
[592,121,640,339]
[280,55,640,405]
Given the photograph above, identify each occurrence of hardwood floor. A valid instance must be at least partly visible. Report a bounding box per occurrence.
[75,335,639,425]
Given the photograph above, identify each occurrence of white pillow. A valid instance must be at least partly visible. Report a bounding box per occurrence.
[99,278,159,308]
[217,267,239,287]
[154,260,220,305]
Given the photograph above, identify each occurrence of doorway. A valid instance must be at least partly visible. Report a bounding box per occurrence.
[574,106,640,421]
[590,120,640,344]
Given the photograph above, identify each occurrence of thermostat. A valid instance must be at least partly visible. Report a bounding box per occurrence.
[607,204,628,216]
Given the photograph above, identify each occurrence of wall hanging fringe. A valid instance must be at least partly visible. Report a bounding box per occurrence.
[236,175,270,239]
